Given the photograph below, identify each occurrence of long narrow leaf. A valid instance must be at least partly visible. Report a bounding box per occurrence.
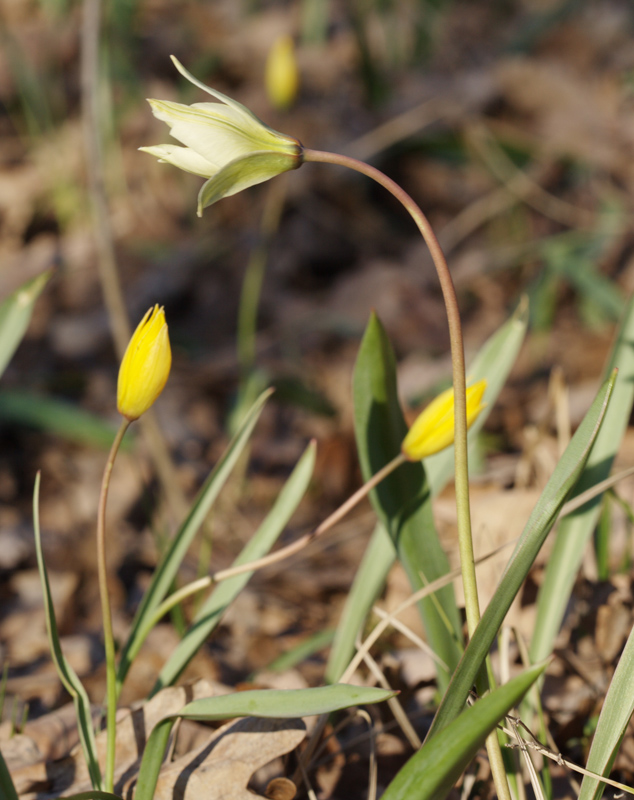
[327,302,528,685]
[134,684,395,800]
[33,473,102,791]
[381,662,547,800]
[151,440,316,692]
[531,294,634,663]
[578,621,634,800]
[0,390,128,450]
[0,270,51,379]
[429,371,616,738]
[117,389,273,691]
[0,748,18,800]
[353,311,462,691]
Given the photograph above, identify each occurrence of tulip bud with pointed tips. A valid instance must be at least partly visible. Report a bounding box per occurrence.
[117,305,171,421]
[265,35,299,110]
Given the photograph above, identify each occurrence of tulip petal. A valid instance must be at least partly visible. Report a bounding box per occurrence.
[401,380,487,461]
[170,55,288,136]
[139,144,218,178]
[147,100,257,167]
[197,150,301,215]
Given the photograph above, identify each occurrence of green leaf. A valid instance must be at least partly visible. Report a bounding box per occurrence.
[151,439,316,692]
[429,370,616,738]
[0,390,130,450]
[579,622,634,800]
[0,748,18,800]
[352,311,462,691]
[134,684,395,800]
[327,301,529,684]
[531,294,634,665]
[117,388,273,693]
[381,662,547,800]
[33,473,103,791]
[0,270,51,379]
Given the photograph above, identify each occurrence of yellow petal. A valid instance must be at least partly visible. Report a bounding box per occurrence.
[401,379,487,461]
[117,306,172,421]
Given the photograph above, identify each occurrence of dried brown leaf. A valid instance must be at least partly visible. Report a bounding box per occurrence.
[134,716,305,800]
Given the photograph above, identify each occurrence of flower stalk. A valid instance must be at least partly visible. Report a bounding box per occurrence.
[96,418,129,793]
[301,148,482,635]
[96,305,172,791]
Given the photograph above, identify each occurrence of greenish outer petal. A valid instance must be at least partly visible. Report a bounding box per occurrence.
[139,144,217,178]
[171,55,298,143]
[197,151,301,214]
[191,102,296,152]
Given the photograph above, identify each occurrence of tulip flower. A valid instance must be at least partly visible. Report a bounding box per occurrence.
[265,35,299,110]
[117,305,171,421]
[401,379,487,461]
[140,56,303,216]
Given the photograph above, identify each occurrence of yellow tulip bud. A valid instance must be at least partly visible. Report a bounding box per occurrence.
[265,35,299,110]
[117,305,171,422]
[401,379,487,461]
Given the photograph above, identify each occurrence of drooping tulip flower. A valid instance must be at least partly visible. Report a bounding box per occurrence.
[140,56,303,216]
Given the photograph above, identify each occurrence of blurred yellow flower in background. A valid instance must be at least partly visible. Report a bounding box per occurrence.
[265,35,299,110]
[140,56,303,216]
[117,305,171,422]
[401,379,487,461]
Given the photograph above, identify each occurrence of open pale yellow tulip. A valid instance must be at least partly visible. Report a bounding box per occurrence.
[140,56,303,216]
[401,379,487,461]
[117,305,171,421]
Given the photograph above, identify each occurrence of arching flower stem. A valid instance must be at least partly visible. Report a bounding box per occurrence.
[302,148,481,634]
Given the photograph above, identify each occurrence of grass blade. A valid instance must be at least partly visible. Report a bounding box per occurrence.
[0,748,18,800]
[117,388,273,692]
[0,390,129,449]
[353,311,462,691]
[134,685,395,800]
[0,270,51,379]
[151,440,316,692]
[381,662,547,800]
[530,294,634,663]
[429,371,616,738]
[578,622,634,800]
[33,473,103,791]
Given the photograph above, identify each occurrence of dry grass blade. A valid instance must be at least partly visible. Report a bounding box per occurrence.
[500,721,634,798]
[356,638,421,750]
